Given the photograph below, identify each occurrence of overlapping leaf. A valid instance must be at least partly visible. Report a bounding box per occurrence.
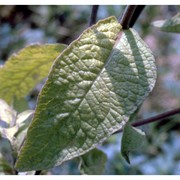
[152,12,180,33]
[0,99,16,128]
[0,44,67,104]
[121,123,146,163]
[79,148,107,175]
[15,16,156,171]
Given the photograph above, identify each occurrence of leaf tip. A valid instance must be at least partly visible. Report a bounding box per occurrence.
[122,151,131,164]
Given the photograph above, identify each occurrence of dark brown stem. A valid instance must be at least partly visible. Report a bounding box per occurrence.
[132,108,180,127]
[119,5,146,29]
[119,5,138,29]
[115,107,180,134]
[89,5,99,27]
[129,5,145,27]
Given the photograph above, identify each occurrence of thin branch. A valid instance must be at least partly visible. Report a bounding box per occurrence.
[115,107,180,134]
[129,5,146,28]
[132,107,180,127]
[119,5,138,29]
[89,5,99,27]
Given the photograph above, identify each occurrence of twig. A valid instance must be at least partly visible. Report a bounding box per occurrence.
[119,5,146,29]
[129,5,146,28]
[89,5,99,27]
[115,107,180,134]
[119,5,138,29]
[132,107,180,127]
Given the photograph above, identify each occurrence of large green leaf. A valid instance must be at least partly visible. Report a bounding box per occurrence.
[79,148,107,175]
[0,44,67,104]
[15,16,156,171]
[152,13,180,33]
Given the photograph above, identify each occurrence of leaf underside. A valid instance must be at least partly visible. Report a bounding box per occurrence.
[15,16,156,171]
[0,44,67,104]
[152,12,180,33]
[121,123,146,164]
[79,148,107,175]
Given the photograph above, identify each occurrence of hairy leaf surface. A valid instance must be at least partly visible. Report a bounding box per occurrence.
[0,44,67,104]
[152,13,180,33]
[15,16,156,171]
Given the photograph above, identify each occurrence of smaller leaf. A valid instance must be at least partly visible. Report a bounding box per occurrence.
[121,123,146,164]
[0,156,14,175]
[14,110,34,152]
[0,99,17,128]
[16,110,34,129]
[0,136,14,168]
[0,110,33,142]
[152,13,180,33]
[0,43,67,104]
[79,148,107,175]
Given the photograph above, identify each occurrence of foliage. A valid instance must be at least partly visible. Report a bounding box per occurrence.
[152,12,180,33]
[0,44,67,104]
[0,5,179,175]
[121,123,146,164]
[79,148,107,175]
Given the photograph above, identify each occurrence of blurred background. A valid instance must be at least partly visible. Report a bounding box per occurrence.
[0,5,180,175]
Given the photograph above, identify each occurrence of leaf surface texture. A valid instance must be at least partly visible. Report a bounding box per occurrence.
[15,16,156,171]
[0,44,67,104]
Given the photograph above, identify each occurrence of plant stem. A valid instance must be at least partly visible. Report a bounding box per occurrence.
[119,5,138,29]
[115,107,180,134]
[119,5,146,29]
[129,5,145,27]
[132,107,180,127]
[89,5,99,26]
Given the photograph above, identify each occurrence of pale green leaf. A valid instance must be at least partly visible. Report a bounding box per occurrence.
[0,99,17,128]
[121,123,146,164]
[0,44,67,104]
[16,110,34,127]
[152,13,180,33]
[2,110,34,141]
[15,16,156,171]
[79,148,107,175]
[14,110,34,151]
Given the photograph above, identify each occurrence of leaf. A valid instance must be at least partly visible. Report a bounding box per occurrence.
[78,148,107,175]
[0,44,67,104]
[0,156,14,175]
[0,135,14,169]
[121,123,146,164]
[152,13,180,33]
[0,99,17,128]
[16,110,34,128]
[0,109,33,158]
[14,110,34,151]
[1,110,34,142]
[15,16,156,171]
